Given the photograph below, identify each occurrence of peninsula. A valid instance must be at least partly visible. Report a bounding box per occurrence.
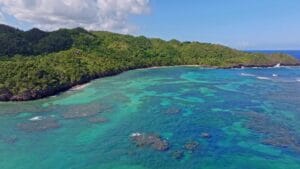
[0,24,299,101]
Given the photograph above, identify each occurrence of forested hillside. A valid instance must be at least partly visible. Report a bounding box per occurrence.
[0,24,298,101]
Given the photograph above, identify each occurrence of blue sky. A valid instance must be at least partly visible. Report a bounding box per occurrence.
[1,0,299,50]
[132,0,300,50]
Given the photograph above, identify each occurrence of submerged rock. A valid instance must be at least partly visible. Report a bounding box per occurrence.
[164,107,181,115]
[17,118,60,132]
[3,135,18,144]
[171,150,184,160]
[244,112,300,152]
[63,111,97,119]
[184,140,199,151]
[200,132,211,139]
[265,135,300,152]
[131,133,169,151]
[62,103,111,119]
[1,135,18,144]
[88,117,108,123]
[262,136,299,150]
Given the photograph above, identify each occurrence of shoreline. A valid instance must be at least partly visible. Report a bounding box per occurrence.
[138,64,300,70]
[1,63,299,102]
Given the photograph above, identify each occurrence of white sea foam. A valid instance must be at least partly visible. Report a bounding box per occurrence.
[70,83,90,91]
[257,76,271,80]
[272,74,278,77]
[29,116,43,121]
[241,73,256,77]
[296,79,300,82]
[274,63,281,68]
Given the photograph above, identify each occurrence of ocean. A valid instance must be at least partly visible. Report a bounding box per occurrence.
[0,66,300,169]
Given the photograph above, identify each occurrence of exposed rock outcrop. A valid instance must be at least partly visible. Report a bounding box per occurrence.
[0,88,13,101]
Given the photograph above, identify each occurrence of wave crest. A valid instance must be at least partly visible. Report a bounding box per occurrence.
[257,76,271,80]
[241,73,256,77]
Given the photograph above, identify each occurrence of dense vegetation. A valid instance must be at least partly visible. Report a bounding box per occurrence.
[0,24,79,56]
[0,24,298,101]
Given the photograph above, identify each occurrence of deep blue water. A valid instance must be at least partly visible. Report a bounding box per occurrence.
[247,50,300,60]
[0,66,300,169]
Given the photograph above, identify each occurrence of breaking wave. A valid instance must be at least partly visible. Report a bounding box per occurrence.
[257,76,271,80]
[29,116,43,121]
[240,73,256,77]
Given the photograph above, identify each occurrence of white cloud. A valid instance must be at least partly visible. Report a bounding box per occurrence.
[0,0,150,33]
[0,10,5,23]
[0,15,3,22]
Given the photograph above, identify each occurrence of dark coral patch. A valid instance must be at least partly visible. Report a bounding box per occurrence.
[184,140,199,152]
[17,118,60,132]
[164,106,181,115]
[62,103,111,119]
[1,135,18,144]
[244,112,300,152]
[88,117,108,123]
[200,132,212,139]
[171,150,184,160]
[131,133,169,151]
[63,111,98,119]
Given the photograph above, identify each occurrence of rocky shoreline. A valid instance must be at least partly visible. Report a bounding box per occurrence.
[0,63,299,102]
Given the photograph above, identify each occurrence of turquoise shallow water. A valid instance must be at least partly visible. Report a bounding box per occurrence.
[0,66,300,169]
